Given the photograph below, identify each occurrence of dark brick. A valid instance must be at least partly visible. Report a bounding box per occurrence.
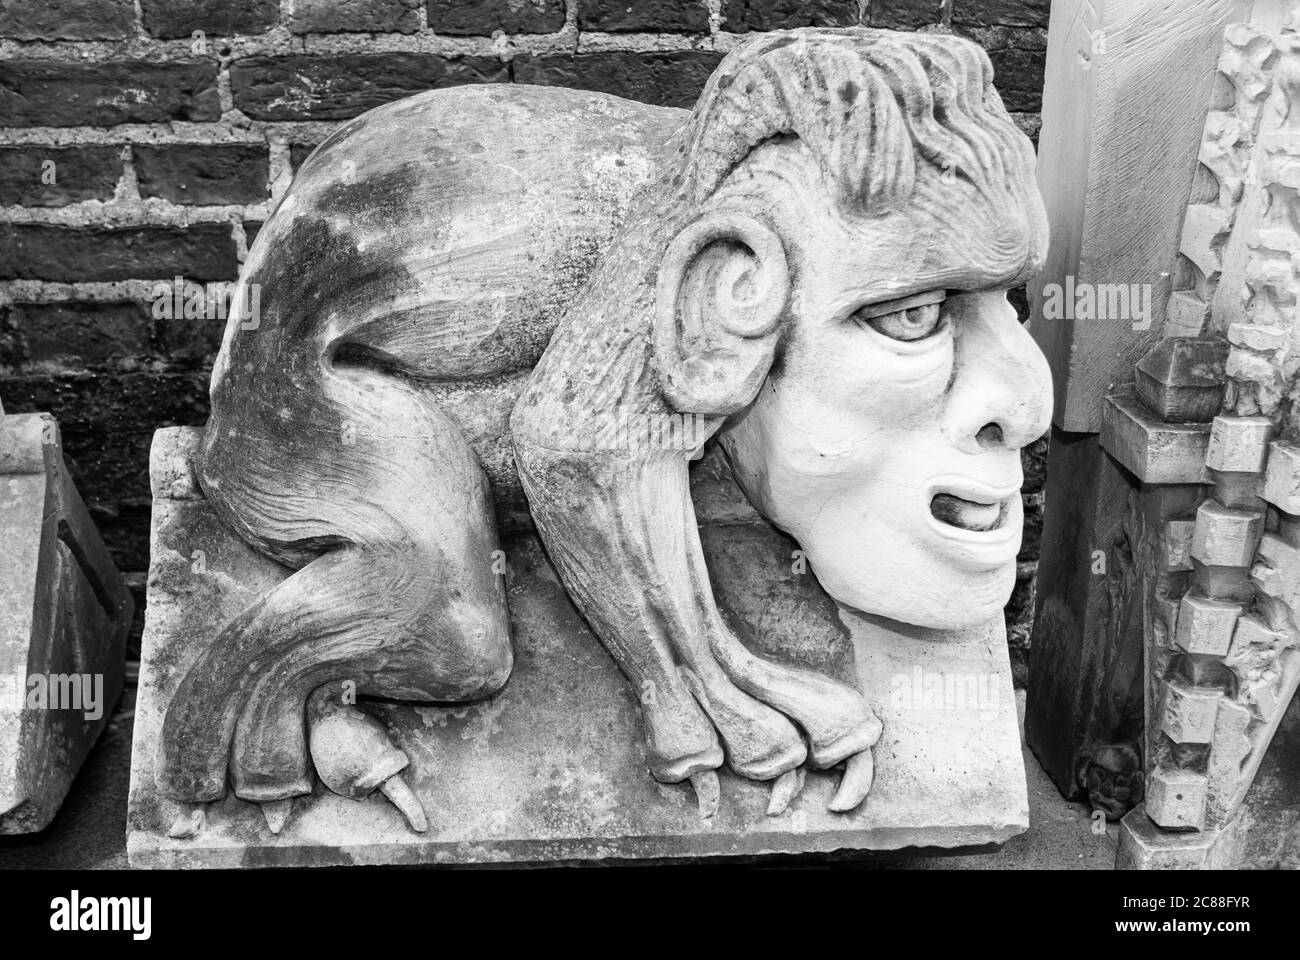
[133,144,269,205]
[141,0,279,38]
[427,0,565,35]
[154,302,228,368]
[0,146,124,206]
[231,54,507,120]
[953,0,1049,29]
[289,142,321,173]
[290,0,421,35]
[0,60,220,128]
[578,0,709,33]
[0,224,238,282]
[513,50,724,108]
[5,301,155,373]
[0,0,135,40]
[866,0,942,29]
[984,43,1045,113]
[721,0,857,31]
[2,371,210,570]
[243,220,264,249]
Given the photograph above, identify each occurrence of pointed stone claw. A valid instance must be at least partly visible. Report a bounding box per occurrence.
[766,767,806,816]
[380,774,427,833]
[689,770,720,819]
[828,750,874,813]
[167,804,205,839]
[261,798,293,835]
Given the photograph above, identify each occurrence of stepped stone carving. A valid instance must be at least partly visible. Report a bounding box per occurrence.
[1107,11,1300,870]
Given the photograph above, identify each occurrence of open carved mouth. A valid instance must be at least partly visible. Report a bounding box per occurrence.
[929,490,1013,533]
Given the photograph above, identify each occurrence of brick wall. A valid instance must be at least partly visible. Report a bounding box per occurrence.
[0,0,1050,661]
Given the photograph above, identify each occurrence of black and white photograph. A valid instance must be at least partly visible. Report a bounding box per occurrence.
[0,0,1293,942]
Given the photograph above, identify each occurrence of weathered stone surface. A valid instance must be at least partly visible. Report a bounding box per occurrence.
[1205,415,1272,473]
[0,60,221,128]
[1190,500,1263,570]
[580,0,710,33]
[513,50,724,108]
[1134,337,1229,423]
[230,54,507,120]
[289,0,421,35]
[0,0,134,41]
[1145,769,1208,830]
[141,34,1049,861]
[428,0,565,35]
[1175,593,1241,657]
[1263,441,1300,513]
[1101,392,1212,485]
[0,413,133,833]
[133,144,270,206]
[0,225,238,282]
[720,0,858,32]
[128,428,1028,866]
[141,0,279,38]
[1116,805,1242,869]
[0,146,124,207]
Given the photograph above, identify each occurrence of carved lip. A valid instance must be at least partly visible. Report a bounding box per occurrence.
[923,475,1021,556]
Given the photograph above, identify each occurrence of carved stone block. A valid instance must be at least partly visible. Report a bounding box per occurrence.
[1174,594,1242,657]
[1133,338,1229,424]
[1117,804,1242,869]
[1146,769,1209,830]
[1189,499,1264,568]
[1263,440,1300,512]
[1205,414,1273,472]
[0,412,133,834]
[127,428,1030,867]
[1160,680,1219,744]
[1101,393,1212,485]
[1161,519,1197,572]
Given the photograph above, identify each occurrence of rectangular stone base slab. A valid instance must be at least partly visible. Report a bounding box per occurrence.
[128,427,1028,868]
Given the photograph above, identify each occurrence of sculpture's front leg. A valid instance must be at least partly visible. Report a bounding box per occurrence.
[514,441,881,815]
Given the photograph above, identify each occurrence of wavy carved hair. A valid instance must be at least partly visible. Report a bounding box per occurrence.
[669,28,1038,217]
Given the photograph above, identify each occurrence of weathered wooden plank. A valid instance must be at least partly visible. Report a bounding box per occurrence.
[1030,0,1252,431]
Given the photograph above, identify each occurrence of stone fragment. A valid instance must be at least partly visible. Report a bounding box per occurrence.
[1145,769,1208,830]
[1175,593,1242,656]
[1,412,133,833]
[1205,415,1272,472]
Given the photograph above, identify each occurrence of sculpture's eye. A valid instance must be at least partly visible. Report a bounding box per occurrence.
[853,291,947,343]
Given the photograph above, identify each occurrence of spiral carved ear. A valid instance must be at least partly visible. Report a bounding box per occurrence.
[653,212,790,415]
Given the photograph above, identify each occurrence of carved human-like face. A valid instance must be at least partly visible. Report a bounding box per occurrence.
[717,170,1051,630]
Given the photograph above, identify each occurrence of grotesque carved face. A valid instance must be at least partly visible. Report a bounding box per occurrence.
[717,142,1052,630]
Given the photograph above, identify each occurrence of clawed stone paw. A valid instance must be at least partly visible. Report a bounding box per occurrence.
[260,798,293,834]
[689,770,720,819]
[827,749,875,813]
[765,767,806,816]
[307,692,428,834]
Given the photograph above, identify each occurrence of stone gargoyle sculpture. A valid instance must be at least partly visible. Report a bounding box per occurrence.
[156,27,1052,835]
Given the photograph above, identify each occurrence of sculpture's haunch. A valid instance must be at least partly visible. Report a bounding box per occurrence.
[157,28,1052,827]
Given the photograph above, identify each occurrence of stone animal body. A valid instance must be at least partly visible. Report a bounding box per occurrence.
[158,29,1052,826]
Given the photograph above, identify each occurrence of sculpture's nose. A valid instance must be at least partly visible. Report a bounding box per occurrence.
[943,291,1052,454]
